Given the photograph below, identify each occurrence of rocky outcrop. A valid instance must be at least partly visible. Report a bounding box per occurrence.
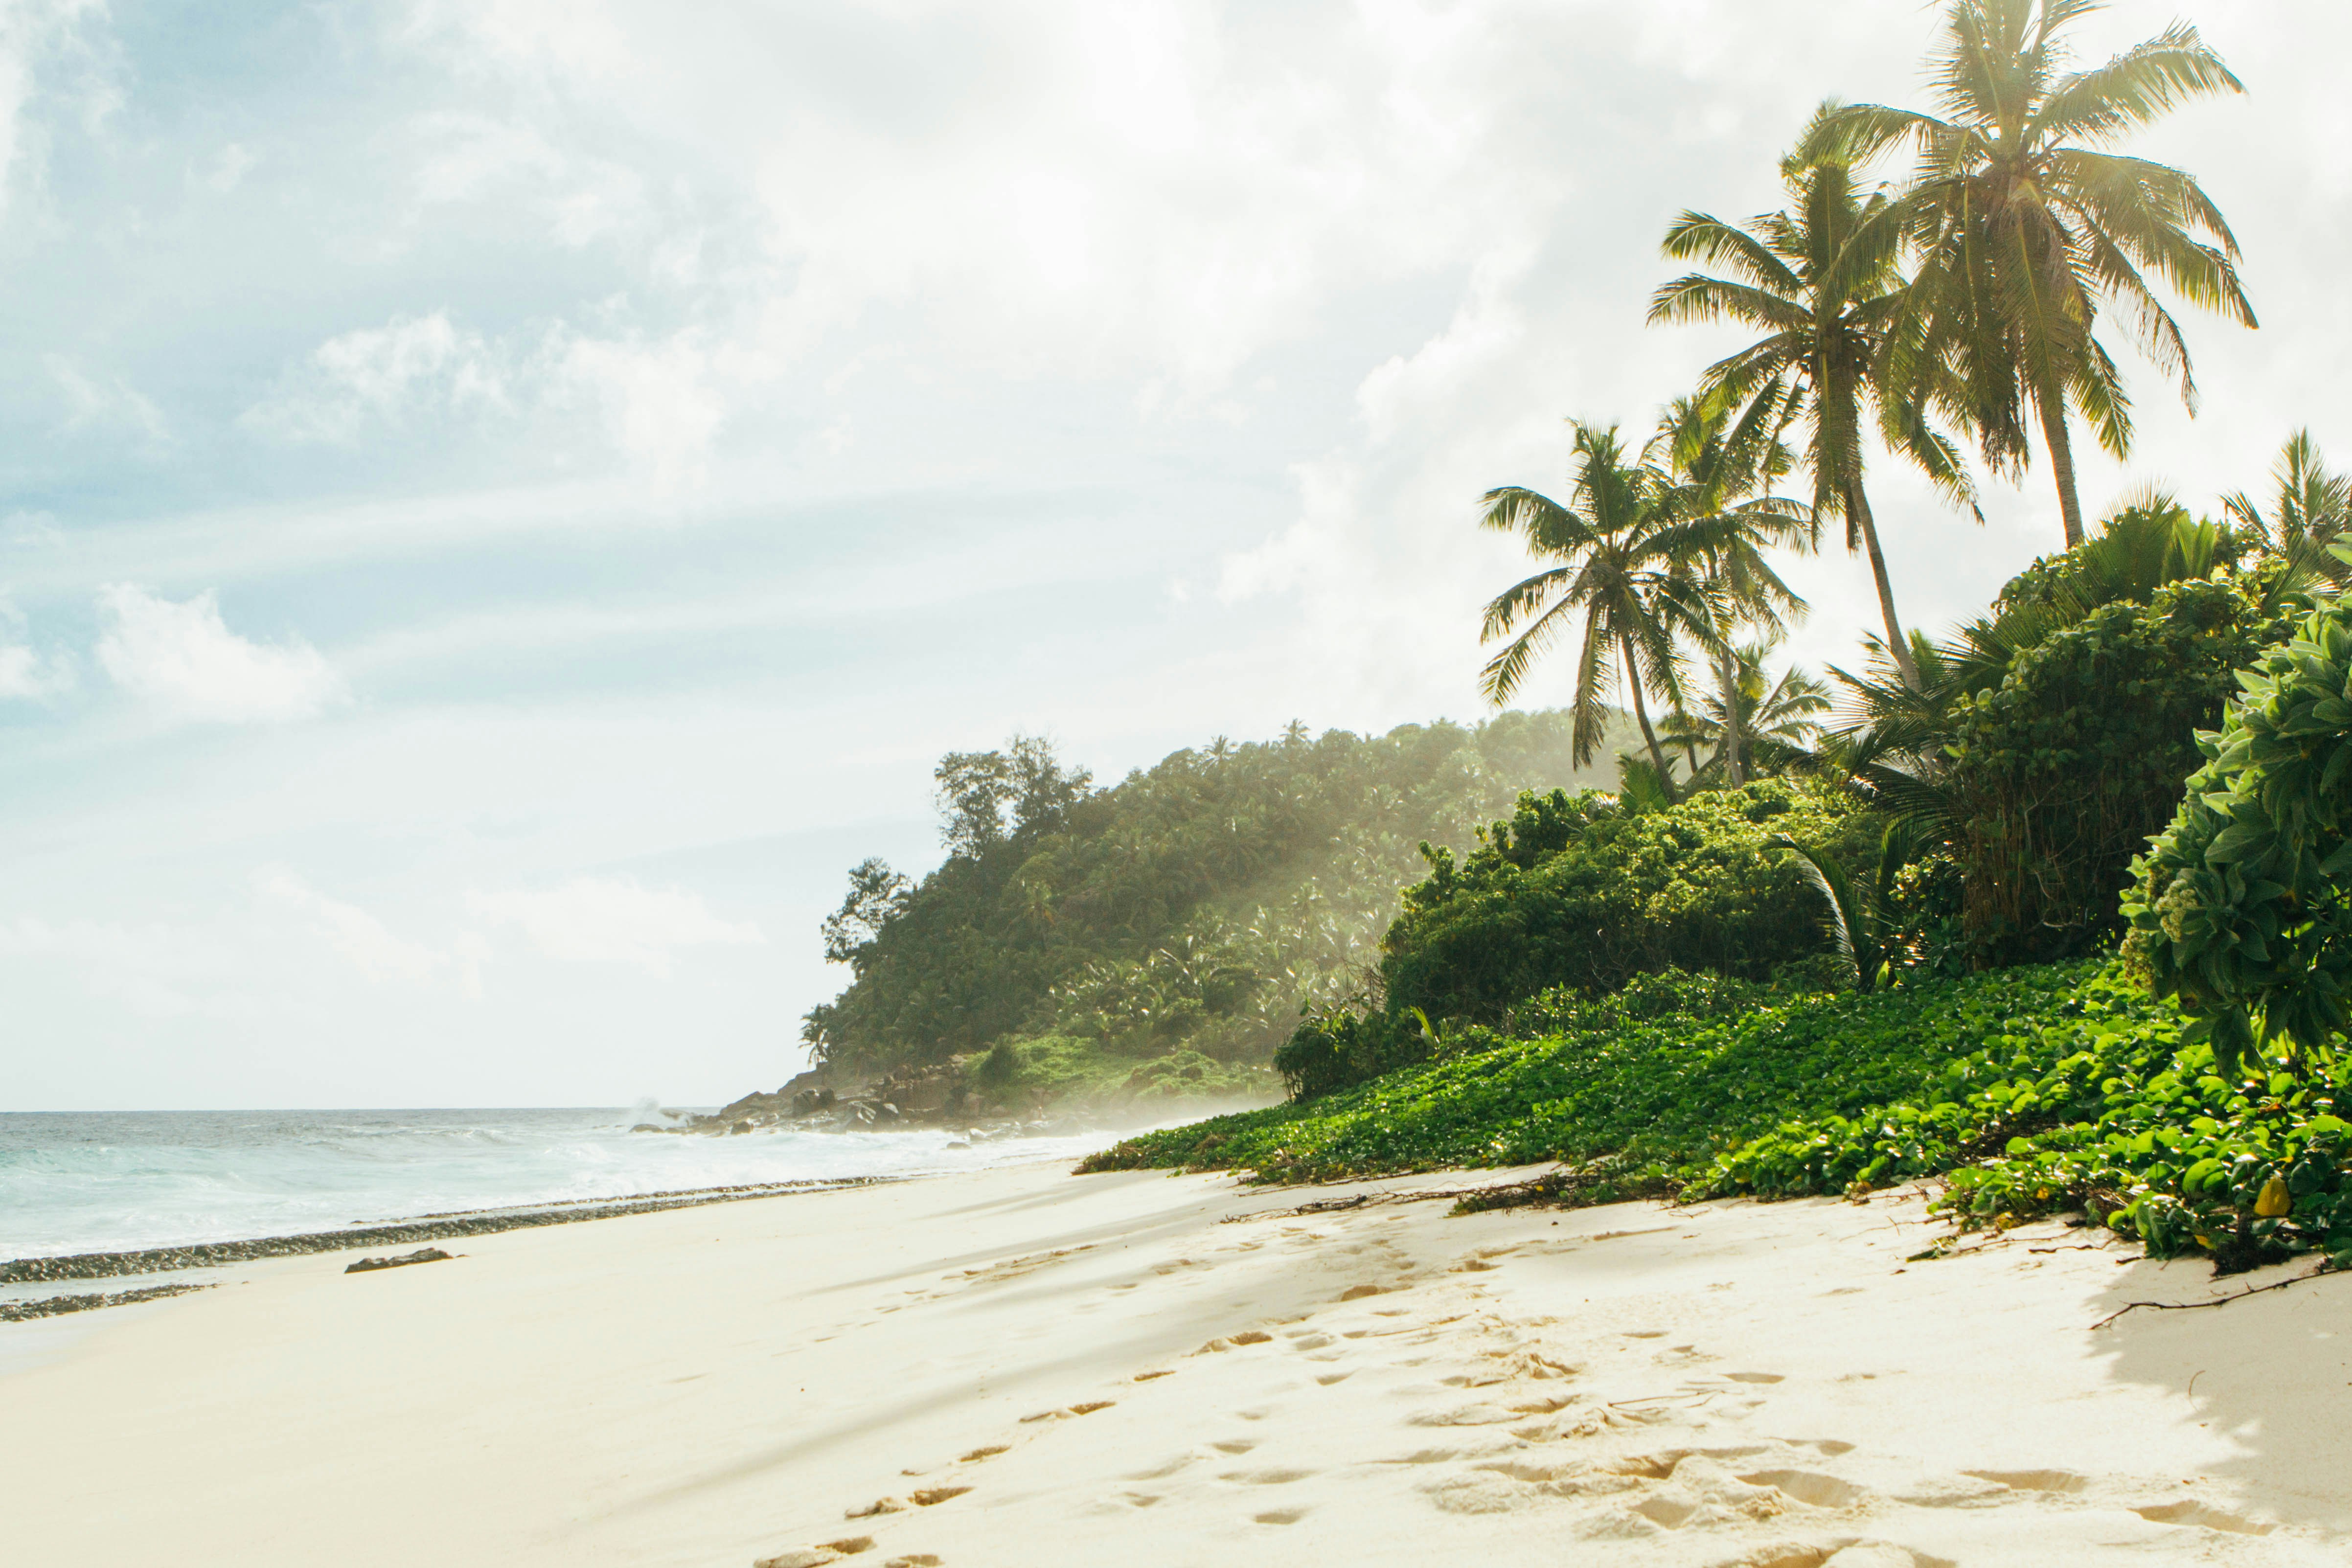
[670,1058,988,1136]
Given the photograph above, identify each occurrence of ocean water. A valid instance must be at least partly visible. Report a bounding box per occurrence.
[0,1106,1109,1262]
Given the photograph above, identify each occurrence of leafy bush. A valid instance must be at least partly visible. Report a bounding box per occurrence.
[2123,595,2352,1079]
[1713,964,2352,1271]
[1945,575,2293,965]
[1380,777,1874,1025]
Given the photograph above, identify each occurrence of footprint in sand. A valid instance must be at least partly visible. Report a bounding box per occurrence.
[754,1538,874,1568]
[2131,1500,2275,1535]
[1725,1372,1786,1385]
[1960,1468,2086,1494]
[1737,1470,1870,1508]
[958,1446,1007,1463]
[1210,1439,1258,1455]
[884,1557,944,1568]
[1133,1370,1174,1382]
[1254,1508,1309,1525]
[1697,1547,1950,1568]
[1219,1467,1316,1485]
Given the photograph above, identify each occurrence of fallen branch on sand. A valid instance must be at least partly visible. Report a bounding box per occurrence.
[2091,1265,2344,1330]
[1220,1161,1679,1225]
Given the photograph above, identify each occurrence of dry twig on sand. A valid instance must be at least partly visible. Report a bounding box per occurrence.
[2090,1265,2344,1330]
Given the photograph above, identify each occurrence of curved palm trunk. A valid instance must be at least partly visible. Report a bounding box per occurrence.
[2036,380,2087,549]
[1716,644,1746,785]
[1847,479,1920,689]
[1620,635,1677,805]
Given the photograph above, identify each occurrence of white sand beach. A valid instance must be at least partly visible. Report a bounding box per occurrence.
[6,1159,2350,1567]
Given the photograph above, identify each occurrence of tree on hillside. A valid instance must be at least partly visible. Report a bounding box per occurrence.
[1477,423,1713,800]
[1813,0,2253,549]
[1650,139,1975,689]
[935,735,1094,856]
[822,858,914,967]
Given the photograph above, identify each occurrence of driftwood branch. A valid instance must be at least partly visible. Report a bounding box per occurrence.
[2091,1265,2342,1330]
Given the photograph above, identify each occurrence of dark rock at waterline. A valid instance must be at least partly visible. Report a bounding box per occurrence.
[345,1247,455,1274]
[0,1282,217,1323]
[1,1177,882,1285]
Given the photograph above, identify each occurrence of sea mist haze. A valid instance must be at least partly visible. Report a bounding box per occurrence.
[0,1109,1101,1263]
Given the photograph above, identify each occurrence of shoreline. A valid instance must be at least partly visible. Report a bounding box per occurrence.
[0,1174,899,1292]
[6,1157,2348,1565]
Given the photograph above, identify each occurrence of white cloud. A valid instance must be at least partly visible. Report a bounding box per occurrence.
[0,913,242,1020]
[241,311,509,443]
[255,869,443,984]
[47,353,168,441]
[95,584,346,723]
[203,141,254,193]
[466,875,762,977]
[0,640,73,700]
[243,310,725,487]
[553,329,727,486]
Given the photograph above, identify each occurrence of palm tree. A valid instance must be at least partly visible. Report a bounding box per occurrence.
[1478,422,1711,799]
[1650,140,1974,688]
[1813,0,2254,549]
[1666,644,1832,785]
[2224,430,2352,587]
[1645,396,1815,784]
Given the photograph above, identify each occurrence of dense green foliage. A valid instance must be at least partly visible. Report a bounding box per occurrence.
[1945,574,2294,965]
[1094,965,1977,1184]
[1385,777,1871,1022]
[802,711,1625,1092]
[2124,592,2352,1079]
[1267,778,1868,1102]
[1083,961,2352,1271]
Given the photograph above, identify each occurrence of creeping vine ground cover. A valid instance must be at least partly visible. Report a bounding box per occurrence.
[1080,961,2352,1270]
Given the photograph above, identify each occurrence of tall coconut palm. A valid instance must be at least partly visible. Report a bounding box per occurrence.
[1478,422,1711,799]
[1650,140,1974,688]
[1812,0,2253,549]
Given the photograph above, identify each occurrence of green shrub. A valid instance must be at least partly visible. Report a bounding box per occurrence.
[2123,595,2352,1079]
[1945,576,2292,966]
[1380,777,1874,1024]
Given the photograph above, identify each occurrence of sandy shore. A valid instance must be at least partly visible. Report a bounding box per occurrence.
[5,1159,2350,1566]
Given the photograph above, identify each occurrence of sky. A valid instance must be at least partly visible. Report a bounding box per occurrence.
[1,0,2345,1110]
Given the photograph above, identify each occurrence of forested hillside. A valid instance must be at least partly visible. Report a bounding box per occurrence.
[799,711,1626,1106]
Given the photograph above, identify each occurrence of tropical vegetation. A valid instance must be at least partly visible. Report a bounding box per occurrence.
[1067,0,2352,1277]
[792,1,2352,1273]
